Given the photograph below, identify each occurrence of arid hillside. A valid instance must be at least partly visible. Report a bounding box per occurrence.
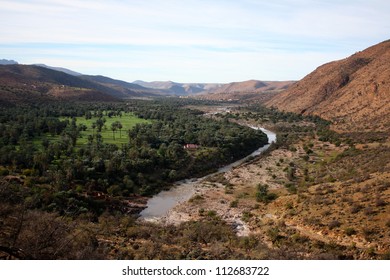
[266,40,390,132]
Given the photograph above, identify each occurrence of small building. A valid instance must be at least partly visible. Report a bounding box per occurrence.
[183,144,200,150]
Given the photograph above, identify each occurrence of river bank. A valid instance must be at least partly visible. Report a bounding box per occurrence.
[139,128,277,235]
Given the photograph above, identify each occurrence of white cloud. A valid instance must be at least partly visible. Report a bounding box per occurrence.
[1,0,389,82]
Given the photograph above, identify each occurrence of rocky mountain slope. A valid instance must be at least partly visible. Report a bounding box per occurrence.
[266,40,390,132]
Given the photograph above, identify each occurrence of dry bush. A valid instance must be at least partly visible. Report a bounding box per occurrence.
[0,204,105,259]
[328,220,341,230]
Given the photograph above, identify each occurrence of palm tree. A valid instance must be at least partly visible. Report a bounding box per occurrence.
[117,122,123,138]
[111,122,117,140]
[91,123,96,135]
[95,118,104,132]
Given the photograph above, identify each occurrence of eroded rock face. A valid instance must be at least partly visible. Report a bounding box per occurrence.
[266,40,390,133]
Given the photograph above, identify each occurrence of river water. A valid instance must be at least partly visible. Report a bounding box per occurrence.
[139,127,276,221]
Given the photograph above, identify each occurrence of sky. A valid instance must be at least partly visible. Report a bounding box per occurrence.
[1,0,389,83]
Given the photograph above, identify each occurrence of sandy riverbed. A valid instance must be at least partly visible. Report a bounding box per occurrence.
[156,147,297,236]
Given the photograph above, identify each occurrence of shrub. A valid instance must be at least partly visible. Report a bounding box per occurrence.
[345,227,357,236]
[328,220,341,229]
[375,198,386,207]
[242,211,253,222]
[229,199,238,208]
[225,185,233,194]
[107,185,121,196]
[75,185,84,193]
[350,204,361,214]
[285,202,294,210]
[0,167,10,176]
[303,217,322,227]
[207,210,217,217]
[189,194,204,203]
[285,183,297,194]
[363,207,374,216]
[362,228,376,241]
[256,184,277,203]
[22,169,34,176]
[267,227,282,243]
[291,233,309,244]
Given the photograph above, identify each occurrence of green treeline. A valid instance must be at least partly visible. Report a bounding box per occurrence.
[0,100,267,216]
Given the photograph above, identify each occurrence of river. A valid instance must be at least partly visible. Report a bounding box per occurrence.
[139,127,276,221]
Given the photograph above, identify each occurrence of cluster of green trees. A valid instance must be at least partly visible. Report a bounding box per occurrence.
[0,99,267,216]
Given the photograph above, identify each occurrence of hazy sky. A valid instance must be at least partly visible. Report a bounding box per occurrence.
[1,0,389,83]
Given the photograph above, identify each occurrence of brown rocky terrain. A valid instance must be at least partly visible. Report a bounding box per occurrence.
[266,40,390,132]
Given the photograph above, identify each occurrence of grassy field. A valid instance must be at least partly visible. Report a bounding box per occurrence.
[72,113,151,145]
[36,112,151,146]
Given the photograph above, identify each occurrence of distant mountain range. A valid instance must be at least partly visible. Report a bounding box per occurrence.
[0,59,295,104]
[266,39,390,132]
[133,79,294,98]
[133,80,224,95]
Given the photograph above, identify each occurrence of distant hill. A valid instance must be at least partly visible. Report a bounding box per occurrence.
[34,64,83,76]
[0,59,18,65]
[81,75,161,97]
[266,40,390,132]
[0,64,124,105]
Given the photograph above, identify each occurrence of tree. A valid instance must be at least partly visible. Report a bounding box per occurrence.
[95,118,104,133]
[91,123,96,134]
[117,122,123,138]
[110,121,123,140]
[110,122,118,140]
[85,111,92,120]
